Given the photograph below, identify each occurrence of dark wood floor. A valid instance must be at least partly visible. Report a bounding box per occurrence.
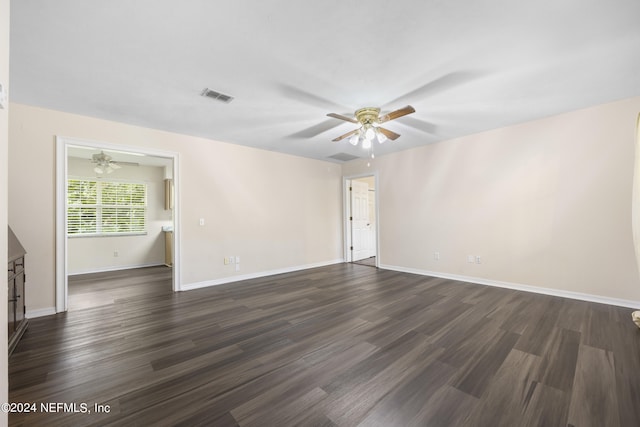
[9,264,640,426]
[352,256,376,267]
[68,266,173,311]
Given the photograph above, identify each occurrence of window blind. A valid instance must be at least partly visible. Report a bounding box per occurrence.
[67,179,147,236]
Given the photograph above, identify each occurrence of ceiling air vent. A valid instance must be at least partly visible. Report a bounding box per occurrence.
[200,88,234,103]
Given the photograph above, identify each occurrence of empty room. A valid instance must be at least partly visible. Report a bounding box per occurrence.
[2,1,640,426]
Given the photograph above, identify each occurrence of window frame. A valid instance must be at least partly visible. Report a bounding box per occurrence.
[67,176,148,237]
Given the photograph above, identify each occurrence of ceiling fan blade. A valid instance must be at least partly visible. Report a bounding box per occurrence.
[288,119,344,138]
[377,127,401,141]
[332,128,360,142]
[379,105,415,123]
[399,116,438,134]
[278,84,343,109]
[327,113,359,124]
[384,71,487,106]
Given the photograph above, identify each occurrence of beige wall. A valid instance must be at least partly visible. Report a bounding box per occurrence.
[9,103,343,312]
[344,96,640,303]
[0,0,8,416]
[67,157,172,274]
[633,114,640,282]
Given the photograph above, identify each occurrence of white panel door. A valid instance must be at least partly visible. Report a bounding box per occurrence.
[351,180,370,261]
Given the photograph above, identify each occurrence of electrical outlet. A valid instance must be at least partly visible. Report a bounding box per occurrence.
[434,252,440,261]
[199,218,205,226]
[476,256,482,264]
[229,256,235,264]
[114,250,119,257]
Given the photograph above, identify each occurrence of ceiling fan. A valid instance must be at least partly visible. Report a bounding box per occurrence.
[326,105,415,148]
[91,151,137,174]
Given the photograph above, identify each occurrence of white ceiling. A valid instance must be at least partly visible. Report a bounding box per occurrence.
[9,1,640,163]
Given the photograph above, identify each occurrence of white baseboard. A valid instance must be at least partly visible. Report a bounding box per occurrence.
[181,259,345,291]
[68,262,166,276]
[379,264,640,310]
[26,307,57,318]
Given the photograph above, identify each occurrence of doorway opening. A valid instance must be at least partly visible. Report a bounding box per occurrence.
[56,137,180,313]
[634,113,640,284]
[344,173,379,268]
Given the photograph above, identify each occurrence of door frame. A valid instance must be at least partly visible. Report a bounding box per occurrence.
[343,172,380,266]
[55,136,181,313]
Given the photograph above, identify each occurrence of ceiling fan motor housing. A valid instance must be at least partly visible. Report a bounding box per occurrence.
[355,107,381,125]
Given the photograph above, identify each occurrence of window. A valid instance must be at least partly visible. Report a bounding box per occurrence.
[67,179,147,236]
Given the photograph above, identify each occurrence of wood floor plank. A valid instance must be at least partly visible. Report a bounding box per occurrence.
[582,303,616,351]
[322,333,442,425]
[538,327,581,392]
[567,344,619,427]
[556,298,589,332]
[609,315,640,426]
[355,359,457,426]
[8,264,640,426]
[514,296,562,356]
[411,385,478,427]
[234,386,329,427]
[173,410,240,427]
[450,329,521,398]
[461,347,574,427]
[499,294,549,335]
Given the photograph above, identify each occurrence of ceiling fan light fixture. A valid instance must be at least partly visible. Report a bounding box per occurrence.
[91,150,129,175]
[377,131,387,144]
[327,105,414,148]
[364,126,375,141]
